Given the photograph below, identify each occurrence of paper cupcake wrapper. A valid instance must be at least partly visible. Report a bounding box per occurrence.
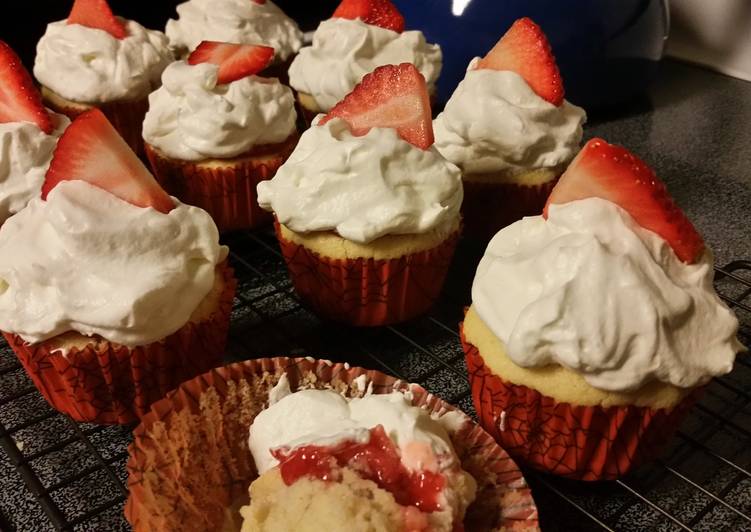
[275,223,460,326]
[42,93,149,158]
[145,138,296,233]
[461,177,558,242]
[4,264,237,425]
[124,356,539,531]
[460,324,702,480]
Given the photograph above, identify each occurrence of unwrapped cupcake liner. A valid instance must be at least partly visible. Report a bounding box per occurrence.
[275,223,460,326]
[462,177,558,241]
[145,139,296,233]
[460,324,702,481]
[42,92,149,158]
[125,356,539,531]
[4,264,237,425]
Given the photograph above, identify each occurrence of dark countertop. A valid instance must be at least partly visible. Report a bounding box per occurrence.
[0,59,750,532]
[586,59,751,265]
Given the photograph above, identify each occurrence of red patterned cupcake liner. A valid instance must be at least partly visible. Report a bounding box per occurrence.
[4,264,237,425]
[125,357,539,531]
[460,324,702,480]
[275,223,460,326]
[462,177,558,242]
[42,92,149,158]
[145,137,297,233]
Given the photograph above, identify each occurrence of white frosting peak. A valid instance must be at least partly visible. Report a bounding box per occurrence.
[434,62,586,174]
[256,118,462,243]
[472,198,742,391]
[0,181,228,346]
[248,388,457,475]
[142,61,297,161]
[0,112,69,225]
[289,18,442,111]
[166,0,303,61]
[34,19,173,103]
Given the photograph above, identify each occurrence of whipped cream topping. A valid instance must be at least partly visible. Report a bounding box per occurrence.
[257,118,462,243]
[142,61,297,161]
[0,112,69,225]
[249,387,458,475]
[0,181,228,346]
[34,19,173,104]
[472,198,742,392]
[434,61,586,175]
[289,18,442,111]
[165,0,303,61]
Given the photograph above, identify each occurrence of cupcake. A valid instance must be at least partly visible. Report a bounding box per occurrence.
[0,109,236,424]
[143,41,298,233]
[288,0,441,125]
[257,63,462,326]
[165,0,303,81]
[0,41,69,225]
[461,138,743,480]
[434,18,585,240]
[33,0,173,156]
[125,357,539,531]
[241,383,478,530]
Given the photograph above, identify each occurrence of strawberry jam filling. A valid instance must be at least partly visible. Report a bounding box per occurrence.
[271,425,446,512]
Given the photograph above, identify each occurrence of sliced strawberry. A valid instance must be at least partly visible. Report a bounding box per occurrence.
[67,0,127,39]
[544,138,704,263]
[319,63,433,149]
[43,109,174,213]
[188,41,275,84]
[0,41,53,134]
[476,17,563,106]
[332,0,405,33]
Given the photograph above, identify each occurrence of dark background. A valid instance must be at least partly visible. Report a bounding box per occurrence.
[1,1,339,69]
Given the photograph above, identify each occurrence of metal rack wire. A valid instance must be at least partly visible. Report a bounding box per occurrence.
[0,229,749,531]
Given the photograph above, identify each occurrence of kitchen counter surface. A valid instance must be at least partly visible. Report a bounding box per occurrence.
[0,59,749,532]
[586,59,751,265]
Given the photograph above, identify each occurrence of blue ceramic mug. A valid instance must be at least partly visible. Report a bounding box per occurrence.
[393,0,670,109]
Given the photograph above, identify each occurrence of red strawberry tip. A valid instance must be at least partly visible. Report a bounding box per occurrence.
[545,138,705,263]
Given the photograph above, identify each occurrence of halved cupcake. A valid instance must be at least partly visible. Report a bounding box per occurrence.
[0,40,69,226]
[462,138,743,479]
[0,110,235,424]
[33,0,173,156]
[434,18,586,240]
[125,357,539,531]
[289,0,441,126]
[257,63,462,326]
[143,41,298,232]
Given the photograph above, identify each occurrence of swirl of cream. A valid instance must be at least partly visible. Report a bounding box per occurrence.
[0,181,228,346]
[288,18,442,111]
[434,61,585,174]
[142,61,297,161]
[256,118,462,244]
[34,19,173,103]
[472,198,742,392]
[165,0,303,61]
[0,112,69,225]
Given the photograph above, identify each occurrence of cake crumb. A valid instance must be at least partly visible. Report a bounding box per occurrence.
[498,411,506,432]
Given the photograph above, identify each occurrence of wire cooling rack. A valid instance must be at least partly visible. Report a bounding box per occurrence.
[0,228,749,531]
